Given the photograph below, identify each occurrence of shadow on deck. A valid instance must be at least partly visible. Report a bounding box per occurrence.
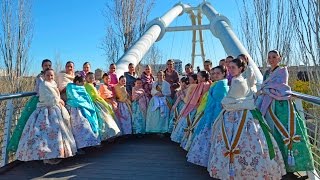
[0,135,212,180]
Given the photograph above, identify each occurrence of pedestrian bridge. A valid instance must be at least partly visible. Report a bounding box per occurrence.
[0,91,319,179]
[1,1,320,179]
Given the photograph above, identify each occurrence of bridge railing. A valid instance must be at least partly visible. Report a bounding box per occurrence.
[0,91,319,178]
[0,92,36,168]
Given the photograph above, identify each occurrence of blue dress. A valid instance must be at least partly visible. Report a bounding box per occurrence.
[66,83,101,148]
[131,90,149,134]
[187,79,229,167]
[146,81,172,133]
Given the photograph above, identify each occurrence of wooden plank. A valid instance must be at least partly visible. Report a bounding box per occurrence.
[0,135,212,179]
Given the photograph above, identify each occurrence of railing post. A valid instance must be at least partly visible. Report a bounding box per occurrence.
[294,98,306,120]
[1,99,14,167]
[295,98,320,179]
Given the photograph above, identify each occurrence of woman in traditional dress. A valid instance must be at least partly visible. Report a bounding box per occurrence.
[124,63,138,99]
[168,76,189,133]
[108,63,118,88]
[114,76,133,135]
[66,75,101,150]
[207,58,286,179]
[255,50,314,176]
[8,59,52,153]
[164,59,180,99]
[146,70,172,133]
[181,70,216,150]
[16,68,77,164]
[57,61,75,101]
[131,78,149,134]
[78,62,90,78]
[171,72,210,146]
[179,71,211,149]
[99,73,118,111]
[141,65,154,99]
[187,66,229,166]
[85,72,121,141]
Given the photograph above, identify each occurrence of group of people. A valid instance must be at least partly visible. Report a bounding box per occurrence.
[7,50,315,179]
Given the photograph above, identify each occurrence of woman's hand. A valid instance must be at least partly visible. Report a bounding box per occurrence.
[59,99,65,106]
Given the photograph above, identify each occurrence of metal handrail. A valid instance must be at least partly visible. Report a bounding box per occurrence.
[291,91,320,106]
[0,92,37,101]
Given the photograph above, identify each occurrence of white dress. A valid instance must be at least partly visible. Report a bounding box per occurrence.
[207,75,286,180]
[16,81,77,161]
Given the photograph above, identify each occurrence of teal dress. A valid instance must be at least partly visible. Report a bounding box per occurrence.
[7,96,39,152]
[146,81,172,133]
[132,101,146,134]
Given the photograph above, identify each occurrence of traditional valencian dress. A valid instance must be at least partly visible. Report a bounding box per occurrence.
[66,83,101,149]
[99,83,118,111]
[131,86,149,134]
[146,80,172,133]
[170,84,197,143]
[16,80,77,161]
[207,75,286,179]
[181,82,216,150]
[168,87,188,133]
[141,72,154,99]
[57,71,75,101]
[179,81,211,150]
[8,73,43,153]
[114,84,133,135]
[85,83,121,140]
[187,79,229,167]
[255,66,314,172]
[171,82,211,148]
[108,71,118,88]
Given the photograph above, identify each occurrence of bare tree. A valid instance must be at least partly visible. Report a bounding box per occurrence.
[101,27,120,66]
[237,0,294,68]
[289,0,320,96]
[53,52,63,73]
[0,0,33,92]
[141,45,163,75]
[102,0,155,65]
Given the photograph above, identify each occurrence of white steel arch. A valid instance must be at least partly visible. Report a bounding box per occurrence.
[115,2,263,85]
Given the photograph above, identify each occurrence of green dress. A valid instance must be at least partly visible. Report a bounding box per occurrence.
[261,69,314,172]
[7,96,39,152]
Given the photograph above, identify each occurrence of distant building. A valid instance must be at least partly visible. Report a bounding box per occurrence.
[172,59,183,74]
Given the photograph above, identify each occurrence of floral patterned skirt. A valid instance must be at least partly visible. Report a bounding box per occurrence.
[132,101,146,134]
[114,102,132,135]
[187,122,213,167]
[207,110,286,180]
[95,101,121,140]
[170,109,196,145]
[16,105,77,161]
[69,107,101,148]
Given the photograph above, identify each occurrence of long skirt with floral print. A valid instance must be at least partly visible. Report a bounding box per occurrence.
[171,109,196,144]
[16,105,77,161]
[69,107,101,149]
[131,101,146,134]
[207,110,286,180]
[115,102,132,135]
[186,122,213,167]
[95,101,121,140]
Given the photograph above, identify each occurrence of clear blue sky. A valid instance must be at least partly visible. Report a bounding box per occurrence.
[29,0,239,75]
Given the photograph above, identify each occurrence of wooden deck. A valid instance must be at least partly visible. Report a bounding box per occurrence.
[0,135,212,180]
